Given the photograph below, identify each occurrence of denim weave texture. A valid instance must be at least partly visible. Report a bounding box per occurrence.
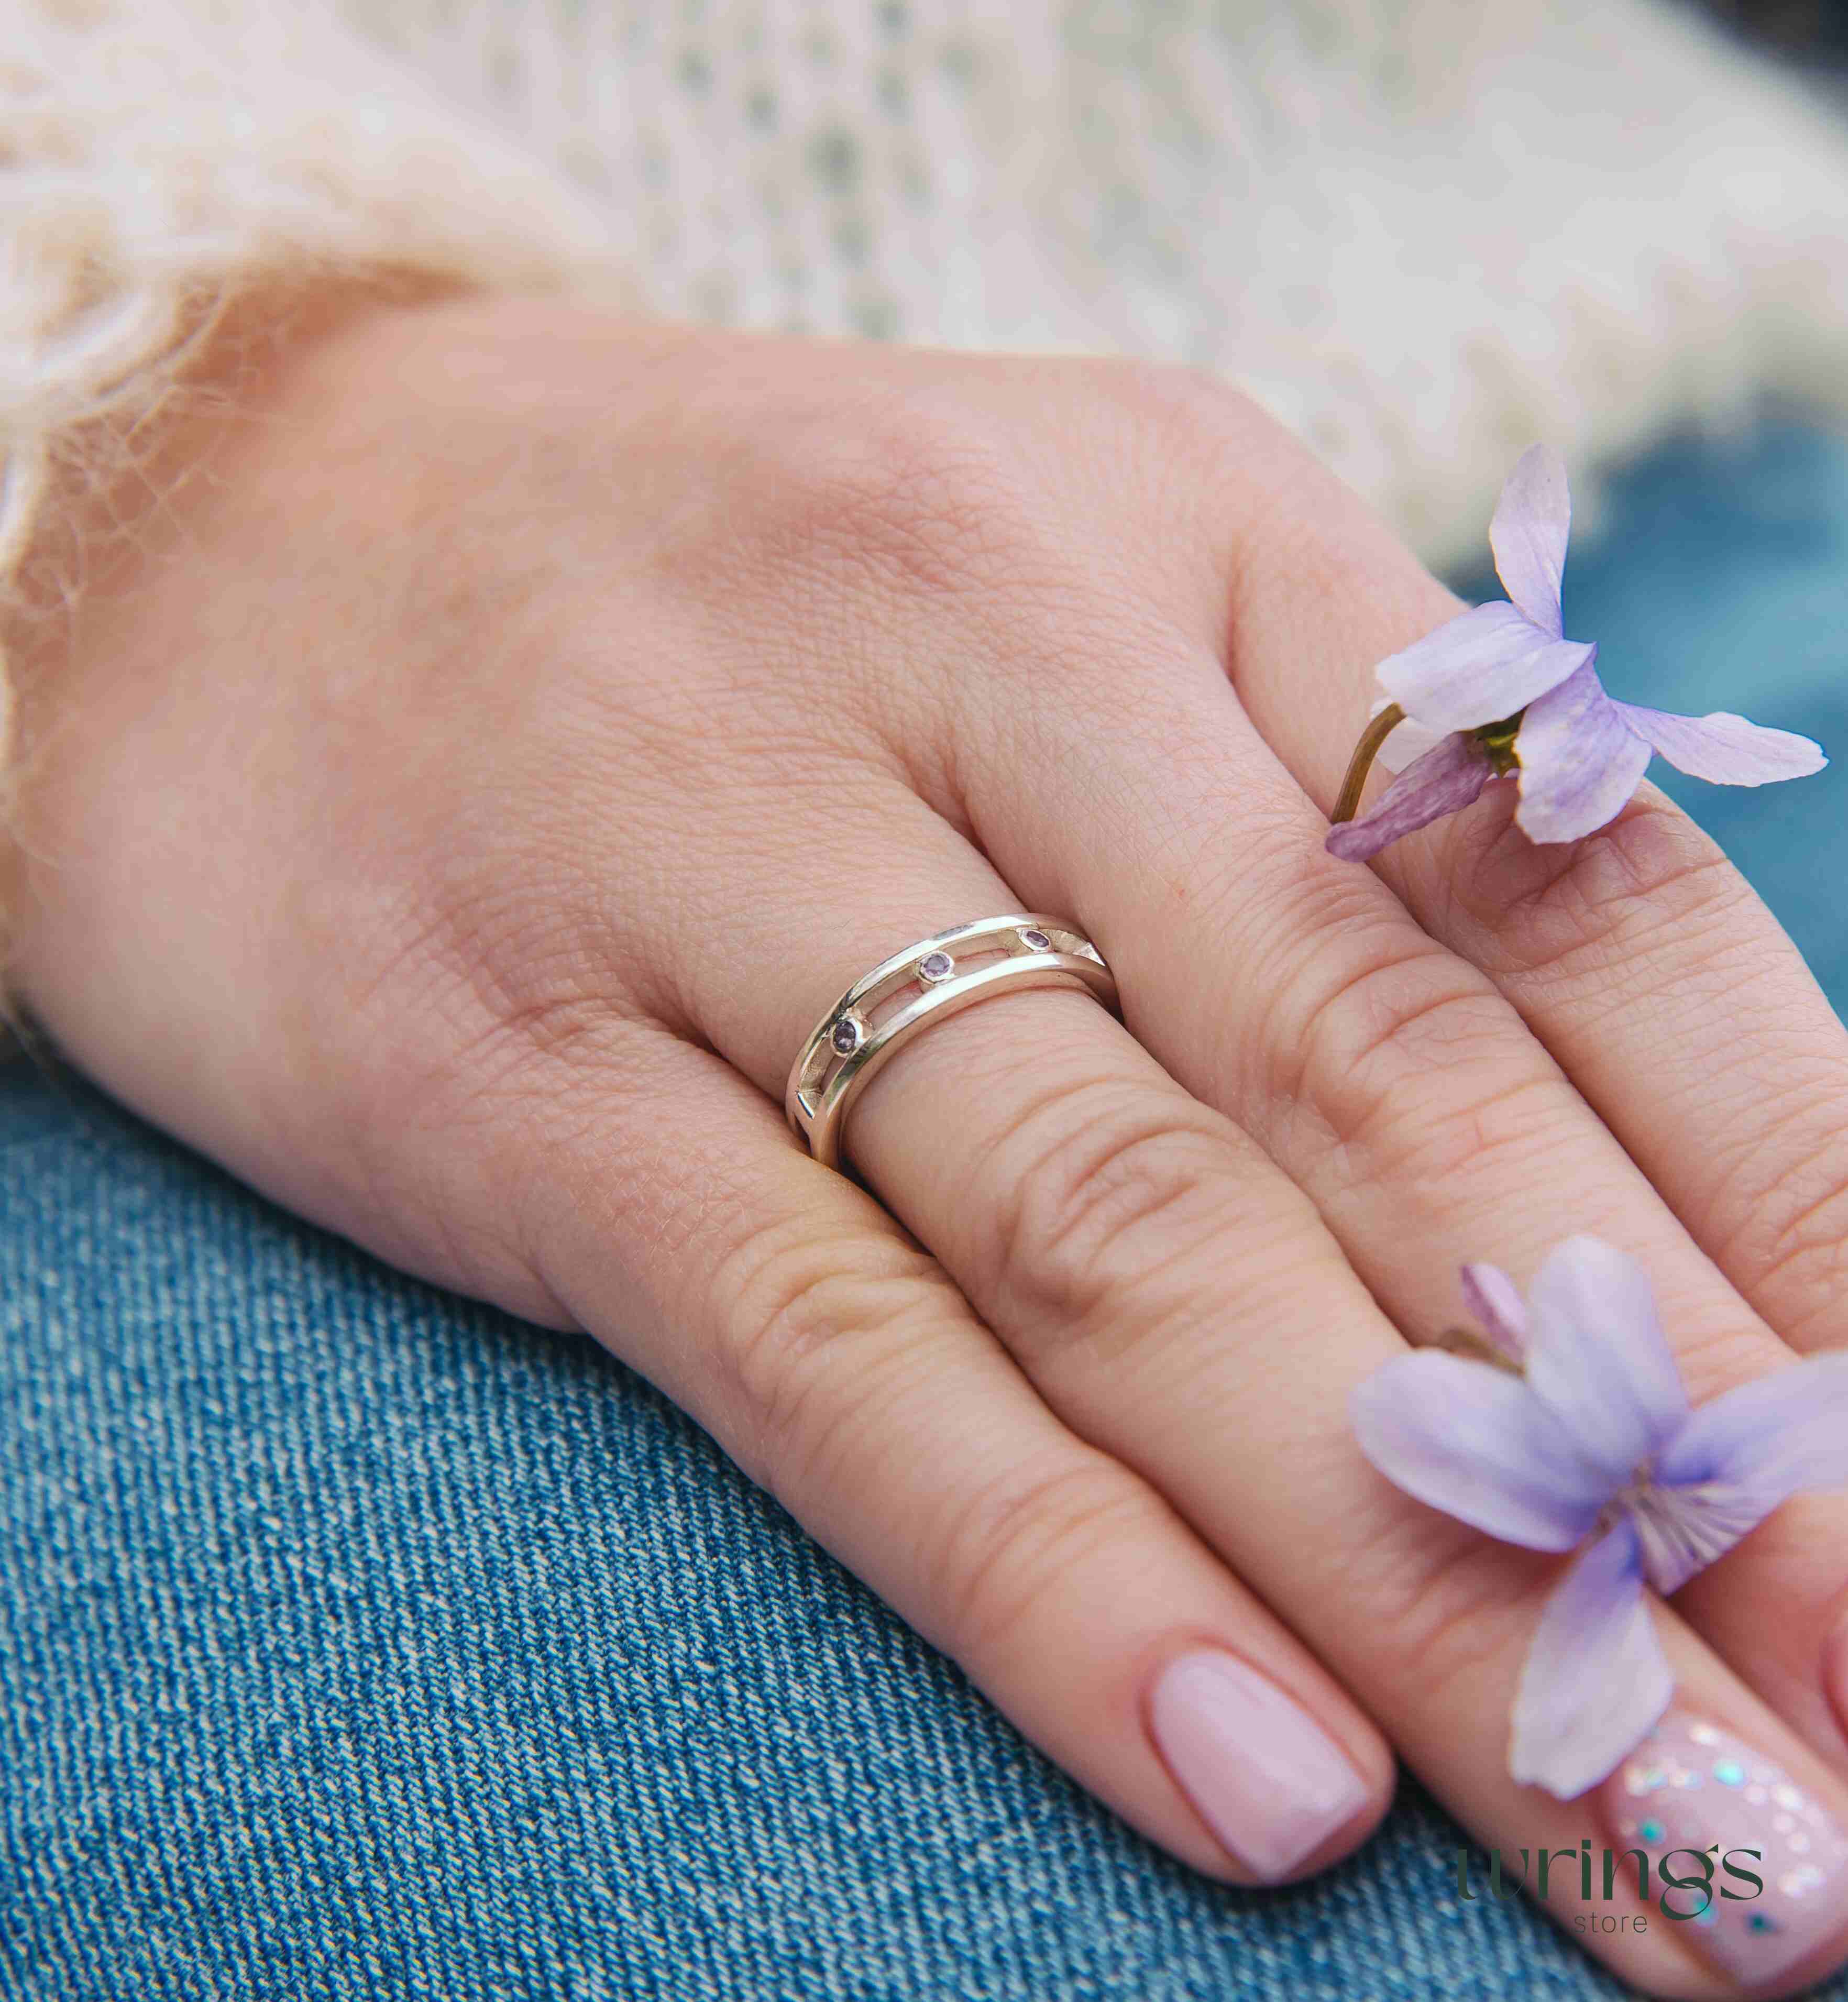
[3,419,1847,2000]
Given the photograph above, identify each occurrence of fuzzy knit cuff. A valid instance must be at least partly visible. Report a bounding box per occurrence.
[0,0,625,826]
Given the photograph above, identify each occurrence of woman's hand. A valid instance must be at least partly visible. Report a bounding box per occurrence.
[14,296,1848,1996]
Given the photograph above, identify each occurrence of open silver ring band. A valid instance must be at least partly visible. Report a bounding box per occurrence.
[785,914,1119,1172]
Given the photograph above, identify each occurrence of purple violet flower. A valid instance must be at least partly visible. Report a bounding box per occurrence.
[1325,447,1826,862]
[1350,1237,1848,1800]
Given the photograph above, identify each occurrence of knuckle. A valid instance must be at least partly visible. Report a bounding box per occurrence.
[1091,356,1274,453]
[1277,933,1567,1182]
[1733,1150,1848,1342]
[1286,938,1512,1096]
[925,1453,1170,1658]
[972,1074,1247,1367]
[1444,791,1745,987]
[1079,359,1461,652]
[1355,1071,1569,1200]
[709,1205,951,1490]
[1341,1510,1554,1706]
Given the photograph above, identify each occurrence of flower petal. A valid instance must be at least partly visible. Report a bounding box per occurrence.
[1350,1351,1609,1549]
[1490,444,1571,637]
[1460,1262,1528,1360]
[1509,1517,1673,1799]
[1614,703,1827,786]
[1655,1354,1848,1508]
[1325,733,1494,862]
[1512,656,1653,845]
[1625,1479,1780,1597]
[1522,1237,1689,1487]
[1376,602,1592,734]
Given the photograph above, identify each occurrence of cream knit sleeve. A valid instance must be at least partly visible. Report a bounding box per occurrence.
[0,0,624,792]
[12,0,1848,790]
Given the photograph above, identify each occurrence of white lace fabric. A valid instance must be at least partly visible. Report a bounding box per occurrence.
[4,0,1848,805]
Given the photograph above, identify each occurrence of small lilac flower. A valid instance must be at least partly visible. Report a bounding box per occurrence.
[1350,1237,1848,1800]
[1326,447,1825,861]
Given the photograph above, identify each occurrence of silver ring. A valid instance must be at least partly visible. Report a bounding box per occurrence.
[785,914,1119,1172]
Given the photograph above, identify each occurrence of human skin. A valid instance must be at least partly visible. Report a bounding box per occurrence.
[10,295,1848,1996]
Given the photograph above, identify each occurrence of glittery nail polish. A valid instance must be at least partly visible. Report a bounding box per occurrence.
[1596,1711,1848,1985]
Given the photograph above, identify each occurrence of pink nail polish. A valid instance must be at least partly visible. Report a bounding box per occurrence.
[1148,1649,1371,1881]
[1596,1710,1848,1985]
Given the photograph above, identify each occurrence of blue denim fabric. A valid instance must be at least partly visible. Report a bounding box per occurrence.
[4,420,1847,2002]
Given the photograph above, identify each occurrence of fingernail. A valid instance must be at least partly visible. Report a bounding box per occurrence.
[1148,1648,1370,1880]
[1596,1709,1848,1985]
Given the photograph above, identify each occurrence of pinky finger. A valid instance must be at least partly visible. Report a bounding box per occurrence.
[506,1024,1393,1885]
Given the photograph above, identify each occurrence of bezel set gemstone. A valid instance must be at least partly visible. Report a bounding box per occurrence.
[812,925,1106,1091]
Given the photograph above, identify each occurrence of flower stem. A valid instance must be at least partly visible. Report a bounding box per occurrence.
[1427,1326,1525,1375]
[1329,703,1405,824]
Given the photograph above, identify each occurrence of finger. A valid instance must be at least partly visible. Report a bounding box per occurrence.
[1417,794,1848,1356]
[1204,413,1848,1361]
[500,1016,1390,1886]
